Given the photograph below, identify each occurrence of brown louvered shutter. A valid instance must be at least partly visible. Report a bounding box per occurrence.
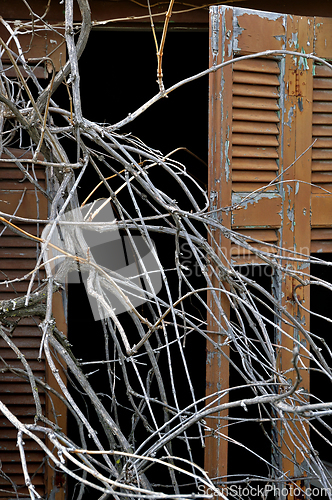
[0,149,48,498]
[207,5,332,484]
[0,149,67,499]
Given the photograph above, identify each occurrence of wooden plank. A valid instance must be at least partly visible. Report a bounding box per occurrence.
[205,4,232,481]
[275,15,313,488]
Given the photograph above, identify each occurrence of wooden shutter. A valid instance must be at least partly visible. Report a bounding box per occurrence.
[0,149,47,498]
[0,149,66,499]
[207,5,332,484]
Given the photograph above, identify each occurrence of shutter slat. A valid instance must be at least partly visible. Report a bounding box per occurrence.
[312,172,332,183]
[232,133,279,146]
[313,78,332,89]
[313,90,332,101]
[233,109,279,122]
[0,338,42,348]
[232,171,276,182]
[0,395,45,405]
[232,121,279,134]
[233,59,280,73]
[232,146,279,158]
[314,66,332,77]
[0,348,42,359]
[312,125,332,136]
[233,229,278,241]
[312,113,332,124]
[313,102,332,112]
[312,160,332,171]
[0,258,40,269]
[312,228,332,239]
[0,360,44,370]
[0,248,40,258]
[233,96,279,110]
[232,182,277,192]
[313,137,332,148]
[233,83,279,98]
[312,149,332,159]
[233,72,280,85]
[231,243,278,256]
[312,184,332,194]
[232,158,278,170]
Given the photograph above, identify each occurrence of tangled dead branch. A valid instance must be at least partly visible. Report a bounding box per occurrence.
[1,1,332,499]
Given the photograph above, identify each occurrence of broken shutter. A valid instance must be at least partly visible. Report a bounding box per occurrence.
[207,5,332,483]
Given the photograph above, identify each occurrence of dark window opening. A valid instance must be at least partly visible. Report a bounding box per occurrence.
[64,29,209,498]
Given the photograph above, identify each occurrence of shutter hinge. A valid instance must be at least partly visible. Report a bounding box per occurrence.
[288,68,307,97]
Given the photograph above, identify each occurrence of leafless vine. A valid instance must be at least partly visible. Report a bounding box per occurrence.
[1,1,332,500]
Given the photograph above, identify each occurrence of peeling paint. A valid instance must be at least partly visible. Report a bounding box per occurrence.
[285,105,295,128]
[288,31,298,49]
[274,35,285,43]
[232,191,280,207]
[298,49,310,71]
[287,205,295,231]
[295,181,299,195]
[232,19,243,53]
[224,140,230,182]
[235,7,284,22]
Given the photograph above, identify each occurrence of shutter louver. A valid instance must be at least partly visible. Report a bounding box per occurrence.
[231,58,281,264]
[311,64,332,252]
